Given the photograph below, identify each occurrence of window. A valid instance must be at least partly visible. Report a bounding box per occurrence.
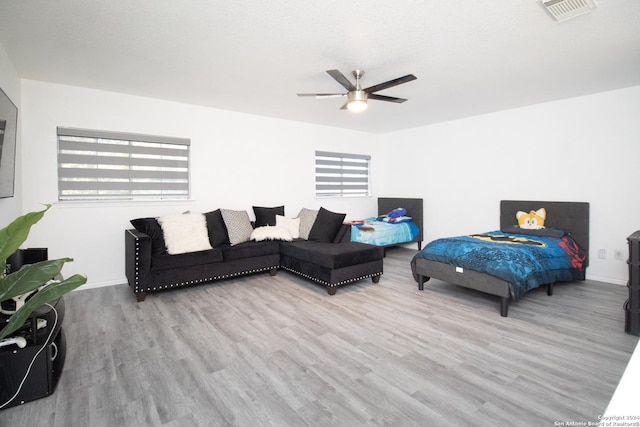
[315,150,371,198]
[57,127,190,201]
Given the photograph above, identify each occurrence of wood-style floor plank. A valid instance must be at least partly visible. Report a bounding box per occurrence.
[1,247,637,426]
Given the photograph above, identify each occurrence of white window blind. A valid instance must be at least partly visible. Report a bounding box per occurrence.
[57,127,190,201]
[315,150,371,198]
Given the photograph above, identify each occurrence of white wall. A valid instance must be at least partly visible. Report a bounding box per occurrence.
[0,43,22,225]
[15,77,640,288]
[380,86,640,285]
[19,80,382,288]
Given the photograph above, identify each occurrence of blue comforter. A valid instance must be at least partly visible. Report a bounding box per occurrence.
[351,217,420,246]
[412,231,586,299]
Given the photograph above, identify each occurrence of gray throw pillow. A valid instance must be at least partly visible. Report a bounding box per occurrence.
[220,209,254,246]
[297,208,319,240]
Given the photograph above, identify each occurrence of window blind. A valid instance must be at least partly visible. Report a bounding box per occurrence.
[315,150,371,198]
[57,127,190,201]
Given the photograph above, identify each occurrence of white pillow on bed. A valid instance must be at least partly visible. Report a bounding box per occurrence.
[158,213,213,255]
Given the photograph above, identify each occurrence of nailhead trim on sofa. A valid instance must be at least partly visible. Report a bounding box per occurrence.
[144,266,279,292]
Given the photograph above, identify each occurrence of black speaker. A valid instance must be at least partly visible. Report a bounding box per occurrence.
[0,297,66,410]
[0,330,66,409]
[22,248,48,265]
[5,248,48,273]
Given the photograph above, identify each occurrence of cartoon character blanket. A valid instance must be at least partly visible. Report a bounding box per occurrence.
[351,217,420,247]
[412,230,586,299]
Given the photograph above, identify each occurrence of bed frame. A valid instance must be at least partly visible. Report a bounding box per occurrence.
[378,197,424,250]
[413,200,589,317]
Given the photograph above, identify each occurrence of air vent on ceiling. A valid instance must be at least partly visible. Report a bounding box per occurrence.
[539,0,596,22]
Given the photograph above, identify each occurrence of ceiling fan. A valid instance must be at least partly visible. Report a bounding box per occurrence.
[297,69,417,112]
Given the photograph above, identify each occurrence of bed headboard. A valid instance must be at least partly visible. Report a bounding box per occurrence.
[378,197,424,244]
[500,200,590,265]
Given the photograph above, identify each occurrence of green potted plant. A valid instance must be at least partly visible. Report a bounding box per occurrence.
[0,204,86,340]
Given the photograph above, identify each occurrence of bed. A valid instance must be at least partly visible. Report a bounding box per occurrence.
[410,200,589,317]
[350,197,423,250]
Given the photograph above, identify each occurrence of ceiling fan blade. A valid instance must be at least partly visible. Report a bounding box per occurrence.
[297,93,346,99]
[368,94,408,103]
[363,74,417,94]
[340,101,349,110]
[326,69,356,91]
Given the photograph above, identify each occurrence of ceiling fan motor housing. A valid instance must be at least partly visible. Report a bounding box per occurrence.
[348,90,368,104]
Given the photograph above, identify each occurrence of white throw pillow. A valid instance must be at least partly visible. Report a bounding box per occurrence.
[250,226,293,242]
[158,213,213,255]
[275,215,300,239]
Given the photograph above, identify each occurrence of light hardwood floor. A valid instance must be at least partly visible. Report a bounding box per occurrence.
[1,247,638,426]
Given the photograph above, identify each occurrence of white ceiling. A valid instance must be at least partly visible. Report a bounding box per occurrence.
[1,0,639,134]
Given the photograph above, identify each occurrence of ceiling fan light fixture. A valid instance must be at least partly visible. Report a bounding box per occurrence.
[347,90,368,112]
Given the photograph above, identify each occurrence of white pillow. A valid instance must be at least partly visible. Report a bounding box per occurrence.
[158,213,213,255]
[250,226,292,242]
[276,215,300,239]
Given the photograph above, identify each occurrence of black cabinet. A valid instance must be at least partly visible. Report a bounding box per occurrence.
[0,297,66,409]
[626,231,640,336]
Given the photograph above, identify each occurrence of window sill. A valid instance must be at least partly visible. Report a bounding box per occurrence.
[54,199,196,209]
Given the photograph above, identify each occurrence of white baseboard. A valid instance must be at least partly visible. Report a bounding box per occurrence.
[73,274,627,292]
[586,273,626,286]
[73,278,127,291]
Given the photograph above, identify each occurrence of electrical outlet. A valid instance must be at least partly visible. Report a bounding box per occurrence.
[598,248,607,259]
[615,250,624,261]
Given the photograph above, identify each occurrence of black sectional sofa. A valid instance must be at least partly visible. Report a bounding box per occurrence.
[125,206,384,301]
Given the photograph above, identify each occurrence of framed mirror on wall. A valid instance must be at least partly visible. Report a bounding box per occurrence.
[0,86,17,199]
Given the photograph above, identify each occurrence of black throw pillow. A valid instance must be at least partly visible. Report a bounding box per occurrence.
[130,217,167,255]
[308,207,346,243]
[253,205,285,227]
[204,209,230,247]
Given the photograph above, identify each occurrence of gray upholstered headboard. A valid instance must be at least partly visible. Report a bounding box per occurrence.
[378,197,424,244]
[500,200,590,265]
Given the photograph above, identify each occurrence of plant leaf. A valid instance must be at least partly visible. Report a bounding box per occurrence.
[0,204,50,262]
[0,274,86,340]
[0,258,71,302]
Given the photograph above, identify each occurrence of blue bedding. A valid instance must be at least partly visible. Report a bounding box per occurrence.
[412,230,586,299]
[351,217,420,247]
